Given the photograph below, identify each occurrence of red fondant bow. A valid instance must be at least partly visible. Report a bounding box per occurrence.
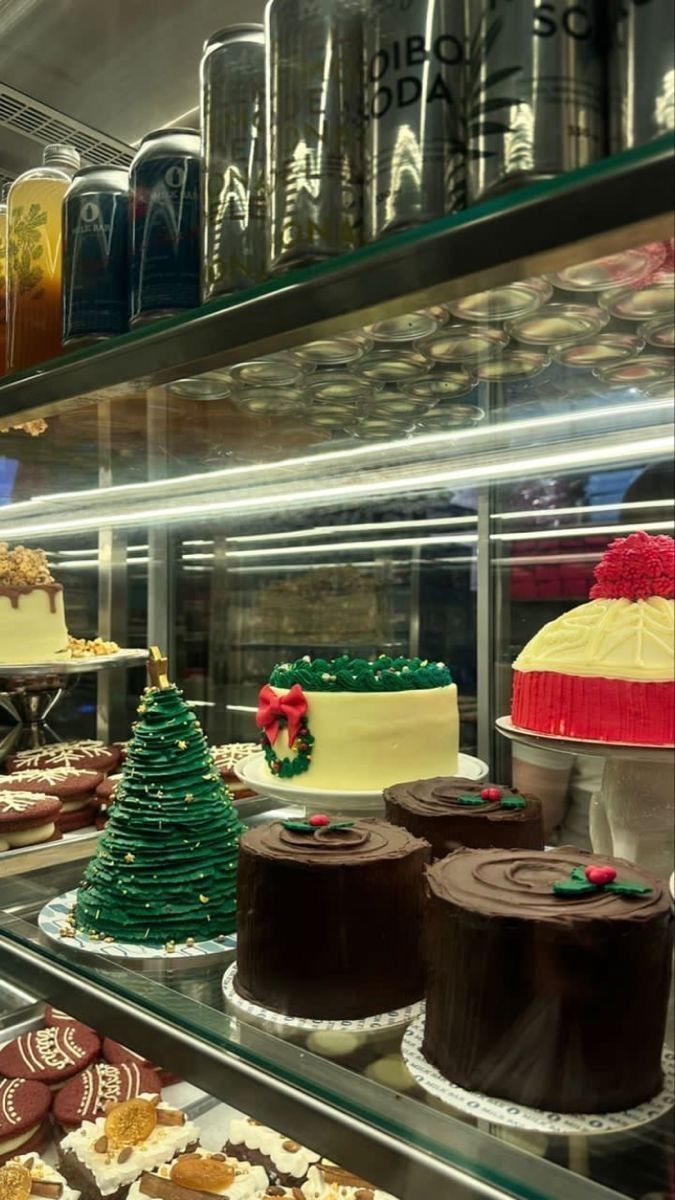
[256,683,308,748]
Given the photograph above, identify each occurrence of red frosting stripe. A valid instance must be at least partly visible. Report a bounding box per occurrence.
[512,671,675,744]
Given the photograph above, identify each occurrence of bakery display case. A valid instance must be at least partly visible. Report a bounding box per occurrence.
[0,5,673,1199]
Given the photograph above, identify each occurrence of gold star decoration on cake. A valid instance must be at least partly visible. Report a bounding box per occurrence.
[124,852,135,863]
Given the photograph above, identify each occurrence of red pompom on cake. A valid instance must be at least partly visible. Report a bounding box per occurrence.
[512,532,675,744]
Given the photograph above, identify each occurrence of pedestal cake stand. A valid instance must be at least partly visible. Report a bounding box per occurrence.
[0,649,148,749]
[235,750,489,817]
[496,716,674,880]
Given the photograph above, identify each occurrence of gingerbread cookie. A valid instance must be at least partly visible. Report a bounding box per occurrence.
[0,1080,52,1164]
[53,1062,162,1129]
[0,791,62,852]
[5,741,120,776]
[0,1024,100,1087]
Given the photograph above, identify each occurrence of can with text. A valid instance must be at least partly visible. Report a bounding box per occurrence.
[266,0,364,272]
[201,25,267,298]
[62,165,129,345]
[465,0,606,203]
[364,0,466,241]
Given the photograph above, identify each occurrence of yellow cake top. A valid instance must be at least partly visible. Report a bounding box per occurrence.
[513,596,675,682]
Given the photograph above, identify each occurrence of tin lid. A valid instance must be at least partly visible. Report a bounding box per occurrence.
[306,373,372,403]
[294,336,372,367]
[506,304,608,346]
[592,355,675,390]
[139,126,200,145]
[415,404,485,428]
[364,308,446,343]
[43,143,81,171]
[203,24,265,51]
[549,245,666,292]
[72,165,129,181]
[167,373,231,400]
[417,325,509,363]
[233,387,304,414]
[476,349,550,381]
[350,349,428,383]
[640,315,675,349]
[599,282,675,320]
[449,279,552,322]
[553,333,644,368]
[405,368,475,399]
[230,355,304,388]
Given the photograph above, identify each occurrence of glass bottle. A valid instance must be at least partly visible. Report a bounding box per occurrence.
[0,184,8,376]
[6,144,80,372]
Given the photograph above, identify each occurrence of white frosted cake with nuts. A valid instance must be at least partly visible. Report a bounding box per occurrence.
[0,544,70,665]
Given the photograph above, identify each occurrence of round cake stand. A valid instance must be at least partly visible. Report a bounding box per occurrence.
[0,649,148,749]
[223,962,423,1042]
[235,751,489,817]
[496,717,675,880]
[38,889,235,979]
[402,1016,674,1175]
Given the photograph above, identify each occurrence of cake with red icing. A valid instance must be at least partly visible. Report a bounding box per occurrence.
[511,532,675,744]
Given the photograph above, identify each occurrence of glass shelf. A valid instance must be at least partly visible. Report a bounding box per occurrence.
[0,851,659,1200]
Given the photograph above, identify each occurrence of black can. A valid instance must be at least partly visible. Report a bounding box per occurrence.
[62,165,129,346]
[201,25,267,298]
[130,127,201,325]
[608,0,675,152]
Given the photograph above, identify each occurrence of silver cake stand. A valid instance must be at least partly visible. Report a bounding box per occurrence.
[0,649,148,749]
[497,716,675,880]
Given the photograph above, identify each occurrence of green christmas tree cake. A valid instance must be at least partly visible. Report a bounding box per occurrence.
[75,668,242,947]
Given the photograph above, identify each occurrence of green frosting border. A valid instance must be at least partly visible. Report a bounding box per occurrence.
[269,654,452,693]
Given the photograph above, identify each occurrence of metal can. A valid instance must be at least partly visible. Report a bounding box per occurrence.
[62,166,129,346]
[201,25,267,299]
[608,0,675,152]
[364,0,466,242]
[465,0,606,203]
[129,127,201,325]
[266,0,364,273]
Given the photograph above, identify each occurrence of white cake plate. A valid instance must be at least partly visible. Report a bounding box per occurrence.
[0,648,149,678]
[235,751,489,816]
[39,889,236,964]
[222,962,423,1034]
[402,1016,674,1136]
[497,716,675,881]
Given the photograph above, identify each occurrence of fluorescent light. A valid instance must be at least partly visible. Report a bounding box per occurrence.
[491,520,672,542]
[493,498,674,521]
[227,515,477,545]
[225,534,478,558]
[1,397,670,519]
[0,433,669,541]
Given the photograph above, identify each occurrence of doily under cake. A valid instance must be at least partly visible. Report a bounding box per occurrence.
[222,962,423,1034]
[39,889,236,962]
[402,1016,674,1136]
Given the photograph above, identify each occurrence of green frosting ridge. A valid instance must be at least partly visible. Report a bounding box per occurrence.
[75,684,243,946]
[269,654,452,693]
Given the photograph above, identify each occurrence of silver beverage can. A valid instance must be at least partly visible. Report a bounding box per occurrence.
[465,0,606,203]
[201,25,267,298]
[266,0,364,272]
[608,0,675,152]
[364,0,466,242]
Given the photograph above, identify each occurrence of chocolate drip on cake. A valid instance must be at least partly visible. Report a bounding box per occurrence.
[0,583,63,612]
[236,819,431,1019]
[384,777,543,858]
[423,846,672,1112]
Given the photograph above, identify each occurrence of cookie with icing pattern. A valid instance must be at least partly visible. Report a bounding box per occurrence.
[0,1025,100,1086]
[53,1062,162,1129]
[0,1079,52,1165]
[5,741,120,775]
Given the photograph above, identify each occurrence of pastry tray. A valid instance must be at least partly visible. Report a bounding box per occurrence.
[0,826,100,878]
[0,648,148,680]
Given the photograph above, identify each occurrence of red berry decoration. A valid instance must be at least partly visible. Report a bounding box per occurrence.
[309,813,331,828]
[481,786,502,802]
[590,531,674,601]
[585,865,617,886]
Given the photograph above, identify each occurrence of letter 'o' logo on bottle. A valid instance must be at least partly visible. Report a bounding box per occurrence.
[165,165,186,188]
[82,201,100,222]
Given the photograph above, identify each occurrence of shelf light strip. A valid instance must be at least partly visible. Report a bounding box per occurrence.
[0,397,670,519]
[0,434,669,541]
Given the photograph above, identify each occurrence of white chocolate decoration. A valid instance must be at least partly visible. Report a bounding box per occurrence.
[513,597,675,682]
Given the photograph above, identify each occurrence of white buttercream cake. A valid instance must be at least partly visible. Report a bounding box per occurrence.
[0,544,69,665]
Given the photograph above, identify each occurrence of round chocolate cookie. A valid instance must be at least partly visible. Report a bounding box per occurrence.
[5,741,120,775]
[102,1038,176,1088]
[236,817,431,1020]
[423,847,673,1113]
[44,1006,96,1035]
[384,777,544,858]
[0,790,62,851]
[53,1061,162,1128]
[0,1024,100,1086]
[0,1078,52,1164]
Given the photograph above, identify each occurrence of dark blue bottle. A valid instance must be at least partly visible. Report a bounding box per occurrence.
[129,127,201,325]
[62,165,129,346]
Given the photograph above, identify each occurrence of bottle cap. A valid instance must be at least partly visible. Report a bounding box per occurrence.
[42,144,81,171]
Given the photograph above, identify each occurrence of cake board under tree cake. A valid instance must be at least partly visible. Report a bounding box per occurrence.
[39,648,242,964]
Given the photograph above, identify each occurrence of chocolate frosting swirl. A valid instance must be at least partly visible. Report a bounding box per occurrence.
[241,818,428,866]
[428,847,669,923]
[384,777,538,820]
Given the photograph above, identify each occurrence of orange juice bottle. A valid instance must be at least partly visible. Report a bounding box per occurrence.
[6,144,80,372]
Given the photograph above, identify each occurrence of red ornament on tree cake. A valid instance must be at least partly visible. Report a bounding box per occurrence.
[511,532,675,745]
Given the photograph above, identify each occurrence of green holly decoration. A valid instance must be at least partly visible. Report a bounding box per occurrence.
[457,794,486,807]
[283,819,354,834]
[500,797,526,811]
[76,683,243,945]
[552,865,652,899]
